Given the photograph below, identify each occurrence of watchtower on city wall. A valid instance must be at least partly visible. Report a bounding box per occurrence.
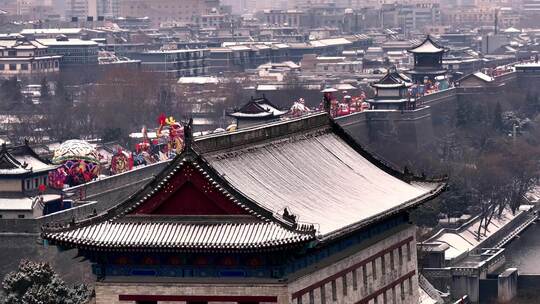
[338,69,537,168]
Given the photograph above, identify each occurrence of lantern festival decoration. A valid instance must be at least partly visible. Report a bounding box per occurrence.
[110,148,133,175]
[48,140,101,189]
[133,114,186,165]
[319,87,368,118]
[133,126,156,166]
[156,114,185,159]
[289,98,311,117]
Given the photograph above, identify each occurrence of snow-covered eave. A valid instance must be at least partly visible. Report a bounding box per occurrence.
[372,83,410,88]
[407,69,447,74]
[407,48,447,54]
[43,235,314,252]
[318,181,446,243]
[228,112,275,118]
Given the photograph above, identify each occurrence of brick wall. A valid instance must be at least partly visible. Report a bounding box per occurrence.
[95,282,289,304]
[288,225,419,304]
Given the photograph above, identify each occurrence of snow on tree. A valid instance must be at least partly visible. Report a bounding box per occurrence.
[2,260,92,304]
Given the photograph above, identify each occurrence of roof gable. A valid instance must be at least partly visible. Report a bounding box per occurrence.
[238,100,268,114]
[379,73,402,84]
[131,162,251,216]
[372,70,411,88]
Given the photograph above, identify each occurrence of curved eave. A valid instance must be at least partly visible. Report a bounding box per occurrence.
[407,69,447,75]
[228,112,275,118]
[372,83,411,88]
[43,236,314,253]
[318,181,446,243]
[407,49,447,54]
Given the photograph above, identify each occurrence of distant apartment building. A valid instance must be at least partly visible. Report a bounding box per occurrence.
[380,2,440,32]
[300,54,362,75]
[66,0,116,19]
[444,7,497,27]
[498,7,520,28]
[196,12,232,28]
[66,0,88,19]
[263,9,303,27]
[522,0,540,13]
[129,48,208,77]
[36,36,99,67]
[118,0,219,26]
[0,35,61,78]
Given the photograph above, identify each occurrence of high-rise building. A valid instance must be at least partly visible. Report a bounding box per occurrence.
[66,0,114,19]
[66,0,88,19]
[522,0,540,13]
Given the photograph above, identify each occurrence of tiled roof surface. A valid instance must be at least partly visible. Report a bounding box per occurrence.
[207,128,444,237]
[45,220,314,249]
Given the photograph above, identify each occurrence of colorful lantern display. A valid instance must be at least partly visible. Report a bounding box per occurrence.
[48,140,101,189]
[110,148,133,175]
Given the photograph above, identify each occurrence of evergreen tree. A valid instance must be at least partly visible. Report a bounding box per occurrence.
[40,77,51,102]
[54,79,72,107]
[493,102,503,131]
[2,260,92,304]
[0,77,22,105]
[455,99,471,127]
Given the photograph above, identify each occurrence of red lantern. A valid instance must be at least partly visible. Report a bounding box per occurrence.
[38,184,46,193]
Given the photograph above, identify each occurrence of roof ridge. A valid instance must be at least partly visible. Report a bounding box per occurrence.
[195,112,330,154]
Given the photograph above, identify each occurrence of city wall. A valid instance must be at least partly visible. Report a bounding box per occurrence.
[337,70,529,167]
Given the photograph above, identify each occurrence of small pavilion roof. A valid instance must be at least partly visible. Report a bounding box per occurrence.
[408,35,447,54]
[371,69,412,89]
[0,144,31,175]
[0,142,53,176]
[228,96,288,119]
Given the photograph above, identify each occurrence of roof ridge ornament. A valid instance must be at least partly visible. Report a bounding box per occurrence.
[184,117,193,150]
[282,207,297,224]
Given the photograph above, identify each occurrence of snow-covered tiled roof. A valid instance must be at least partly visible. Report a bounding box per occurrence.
[228,97,288,119]
[44,220,313,249]
[0,197,34,211]
[207,128,443,237]
[0,143,55,176]
[0,145,31,175]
